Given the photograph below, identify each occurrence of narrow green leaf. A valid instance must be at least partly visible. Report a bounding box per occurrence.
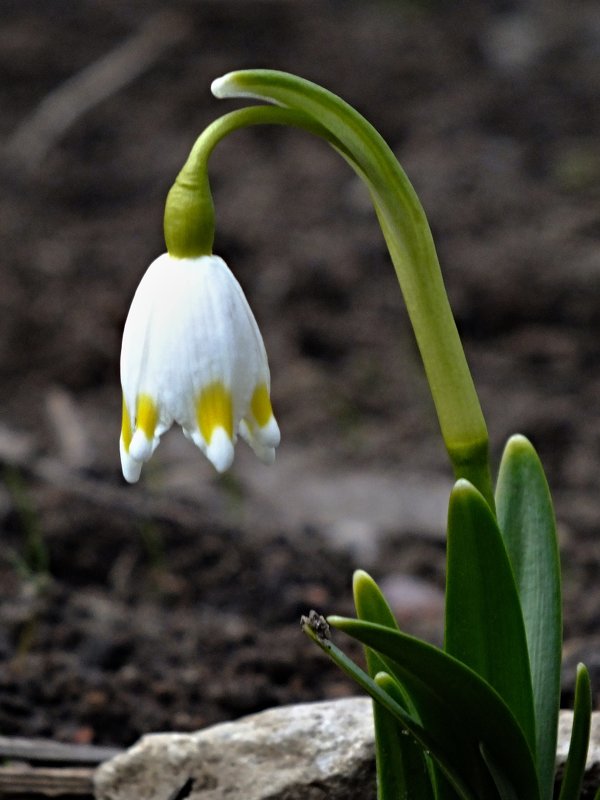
[353,569,398,629]
[479,744,519,800]
[353,570,410,709]
[445,480,536,758]
[329,616,540,800]
[301,619,477,800]
[375,671,436,800]
[354,571,435,799]
[558,664,592,800]
[495,435,562,800]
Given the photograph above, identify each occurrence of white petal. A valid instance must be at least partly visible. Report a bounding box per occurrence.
[257,417,281,449]
[120,438,143,484]
[120,252,279,475]
[239,416,280,464]
[129,429,154,462]
[206,427,235,473]
[254,444,277,465]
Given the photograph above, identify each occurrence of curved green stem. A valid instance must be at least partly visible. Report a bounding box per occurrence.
[211,70,493,505]
[164,105,346,258]
[165,70,494,505]
[180,105,348,166]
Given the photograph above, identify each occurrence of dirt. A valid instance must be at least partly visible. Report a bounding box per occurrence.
[0,0,599,748]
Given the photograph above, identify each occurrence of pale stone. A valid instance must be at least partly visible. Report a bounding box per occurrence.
[94,697,375,800]
[94,698,600,800]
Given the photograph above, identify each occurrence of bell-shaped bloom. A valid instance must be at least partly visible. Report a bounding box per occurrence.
[119,253,280,483]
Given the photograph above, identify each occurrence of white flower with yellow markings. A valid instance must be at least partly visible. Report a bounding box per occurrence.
[119,253,280,483]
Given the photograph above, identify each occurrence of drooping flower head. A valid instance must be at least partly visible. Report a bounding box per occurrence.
[120,253,280,483]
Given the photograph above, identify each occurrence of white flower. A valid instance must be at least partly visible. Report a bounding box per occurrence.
[120,253,280,483]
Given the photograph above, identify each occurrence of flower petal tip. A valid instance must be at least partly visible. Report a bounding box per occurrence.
[261,417,281,449]
[206,427,235,473]
[257,445,277,466]
[120,440,143,484]
[129,429,155,462]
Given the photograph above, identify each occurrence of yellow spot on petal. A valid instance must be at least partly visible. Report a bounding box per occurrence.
[136,394,159,439]
[121,395,133,452]
[196,382,233,443]
[250,383,273,428]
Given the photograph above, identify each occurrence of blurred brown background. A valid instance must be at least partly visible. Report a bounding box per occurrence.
[0,0,599,746]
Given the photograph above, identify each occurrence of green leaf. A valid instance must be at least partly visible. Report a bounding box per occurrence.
[558,664,592,800]
[328,616,540,800]
[374,671,436,800]
[445,480,536,759]
[354,570,435,799]
[479,744,519,800]
[301,618,477,800]
[495,435,562,800]
[353,570,407,705]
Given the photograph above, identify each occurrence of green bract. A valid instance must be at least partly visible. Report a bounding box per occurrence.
[151,68,595,799]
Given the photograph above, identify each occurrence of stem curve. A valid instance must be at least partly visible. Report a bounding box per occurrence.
[211,70,493,504]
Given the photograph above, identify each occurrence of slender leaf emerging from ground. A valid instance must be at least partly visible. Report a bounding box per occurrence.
[479,744,519,800]
[558,664,592,800]
[374,671,436,800]
[445,480,536,759]
[354,571,435,799]
[496,435,562,800]
[327,616,540,800]
[301,614,477,800]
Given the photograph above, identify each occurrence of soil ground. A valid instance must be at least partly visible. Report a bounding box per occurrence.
[0,0,599,749]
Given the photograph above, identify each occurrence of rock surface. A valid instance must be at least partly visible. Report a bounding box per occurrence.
[94,698,600,799]
[94,698,375,800]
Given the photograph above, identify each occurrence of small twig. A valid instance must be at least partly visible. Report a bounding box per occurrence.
[0,765,94,796]
[4,11,188,172]
[0,735,122,765]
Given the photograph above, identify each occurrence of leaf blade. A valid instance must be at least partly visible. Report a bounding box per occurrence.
[302,619,477,800]
[444,479,536,756]
[354,571,435,800]
[495,435,562,800]
[329,616,540,800]
[558,664,592,800]
[374,671,436,800]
